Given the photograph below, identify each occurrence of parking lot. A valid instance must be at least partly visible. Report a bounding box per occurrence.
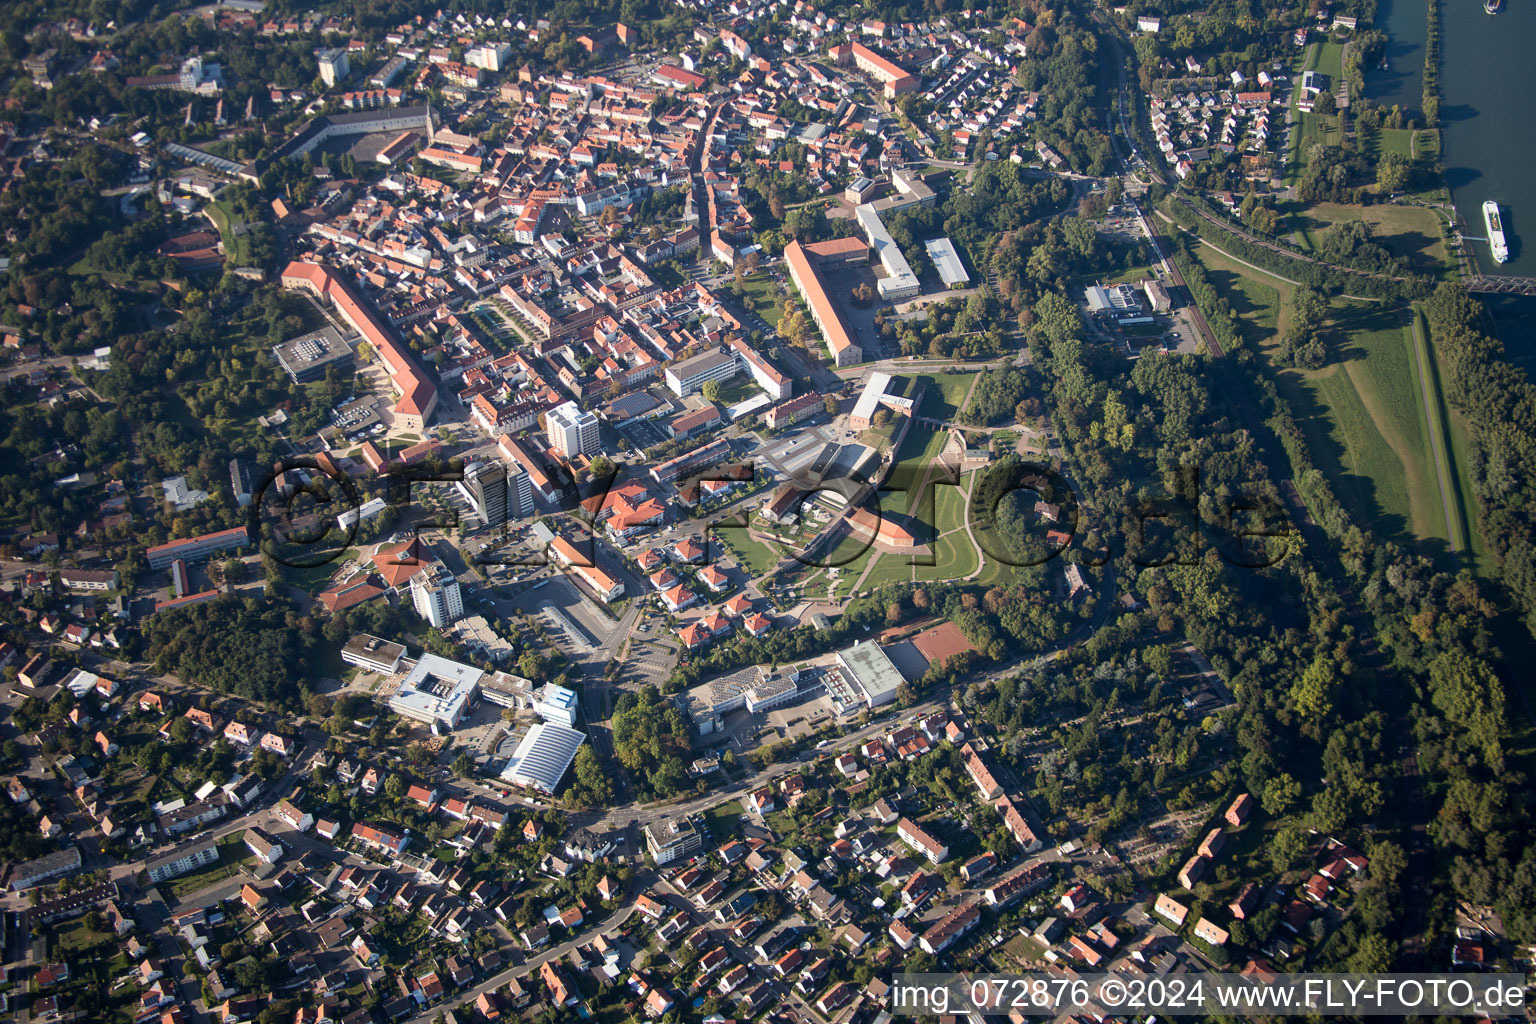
[622,633,678,687]
[502,575,616,660]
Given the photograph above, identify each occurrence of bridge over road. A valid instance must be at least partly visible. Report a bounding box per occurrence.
[1467,275,1536,296]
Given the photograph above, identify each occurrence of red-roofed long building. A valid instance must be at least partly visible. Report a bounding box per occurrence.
[281,261,438,430]
[784,239,865,367]
[843,42,921,97]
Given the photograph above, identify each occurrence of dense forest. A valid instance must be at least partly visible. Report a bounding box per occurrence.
[1422,285,1536,642]
[142,594,324,708]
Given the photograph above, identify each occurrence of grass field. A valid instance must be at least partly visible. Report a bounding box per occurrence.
[161,836,252,899]
[1285,201,1450,277]
[931,475,970,536]
[859,412,907,452]
[206,200,252,267]
[1284,110,1345,186]
[738,274,789,328]
[1415,305,1487,566]
[282,546,361,593]
[887,422,948,517]
[1192,242,1289,345]
[1305,39,1344,77]
[720,531,782,577]
[1360,125,1415,160]
[822,529,875,575]
[861,551,917,589]
[1284,40,1346,184]
[971,550,1022,587]
[833,545,878,598]
[1189,242,1461,549]
[915,529,980,581]
[913,372,978,421]
[1085,264,1163,288]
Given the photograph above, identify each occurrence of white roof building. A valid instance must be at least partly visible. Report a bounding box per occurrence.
[388,653,483,731]
[924,237,970,287]
[836,642,905,707]
[500,722,586,794]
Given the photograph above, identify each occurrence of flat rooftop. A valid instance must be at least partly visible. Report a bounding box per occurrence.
[838,641,904,705]
[390,652,484,725]
[924,237,970,287]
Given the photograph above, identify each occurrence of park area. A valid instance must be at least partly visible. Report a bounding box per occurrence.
[912,371,978,421]
[1281,200,1451,278]
[1188,241,1477,559]
[853,420,985,589]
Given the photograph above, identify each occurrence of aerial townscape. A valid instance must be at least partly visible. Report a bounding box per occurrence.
[0,0,1535,1022]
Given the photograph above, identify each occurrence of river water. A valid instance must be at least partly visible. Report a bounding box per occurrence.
[1367,0,1536,367]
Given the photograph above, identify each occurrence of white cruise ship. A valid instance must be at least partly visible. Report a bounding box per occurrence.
[1484,200,1510,264]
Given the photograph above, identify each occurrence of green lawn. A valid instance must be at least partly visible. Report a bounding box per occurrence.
[931,475,970,536]
[859,413,907,452]
[822,530,874,573]
[206,200,252,267]
[1324,305,1444,544]
[1305,39,1345,78]
[703,800,745,843]
[738,274,789,329]
[892,420,946,470]
[1191,242,1288,347]
[915,529,980,582]
[712,376,762,406]
[1189,243,1455,547]
[281,546,361,593]
[913,372,978,421]
[886,422,948,516]
[160,840,249,900]
[1360,125,1414,160]
[1087,264,1162,288]
[718,531,782,577]
[861,551,917,589]
[1416,305,1487,566]
[1285,201,1450,277]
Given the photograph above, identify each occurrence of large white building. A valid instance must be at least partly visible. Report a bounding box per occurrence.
[389,653,482,731]
[500,722,586,794]
[534,684,580,726]
[853,168,935,301]
[664,348,739,397]
[411,567,464,628]
[465,42,512,71]
[836,642,905,708]
[145,841,219,883]
[317,48,350,87]
[546,401,601,458]
[644,816,702,865]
